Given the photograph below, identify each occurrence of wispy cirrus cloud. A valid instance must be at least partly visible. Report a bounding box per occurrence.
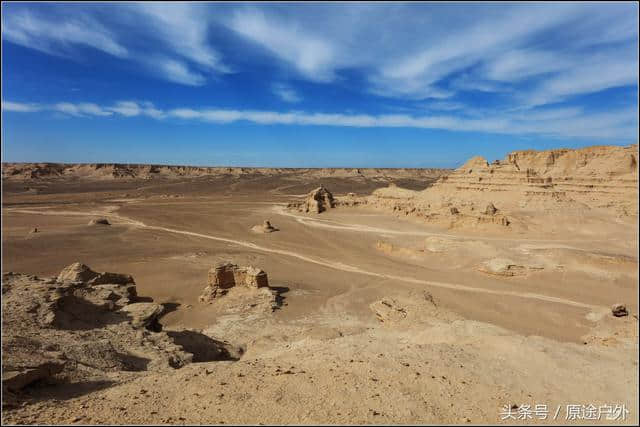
[1,3,637,111]
[4,99,637,140]
[2,9,128,58]
[228,9,335,82]
[134,3,229,74]
[1,3,226,86]
[271,83,302,103]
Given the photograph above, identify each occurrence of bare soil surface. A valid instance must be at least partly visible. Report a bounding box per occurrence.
[2,161,637,425]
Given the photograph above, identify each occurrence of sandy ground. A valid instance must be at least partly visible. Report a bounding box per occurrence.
[1,173,638,425]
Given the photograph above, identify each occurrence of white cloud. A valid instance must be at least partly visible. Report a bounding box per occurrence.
[526,54,638,107]
[53,102,112,117]
[2,9,127,58]
[482,49,572,82]
[272,83,302,103]
[135,3,229,74]
[228,9,336,82]
[2,3,636,102]
[154,58,207,86]
[1,5,225,86]
[2,101,42,112]
[108,101,166,119]
[108,101,141,117]
[4,99,636,141]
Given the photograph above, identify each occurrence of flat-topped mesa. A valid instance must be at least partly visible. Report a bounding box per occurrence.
[199,262,269,302]
[287,185,336,214]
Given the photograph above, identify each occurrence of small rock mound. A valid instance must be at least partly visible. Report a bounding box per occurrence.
[369,291,451,325]
[288,185,335,214]
[88,218,110,226]
[251,220,278,233]
[29,227,39,234]
[199,262,269,302]
[485,203,498,215]
[477,258,543,276]
[611,303,628,317]
[370,298,408,323]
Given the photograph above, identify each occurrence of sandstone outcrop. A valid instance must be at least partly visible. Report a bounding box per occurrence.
[1,263,239,397]
[339,144,638,231]
[199,262,269,302]
[287,186,335,214]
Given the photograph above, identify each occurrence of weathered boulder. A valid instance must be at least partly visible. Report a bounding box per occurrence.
[199,262,269,302]
[121,303,164,330]
[57,262,100,283]
[611,303,628,317]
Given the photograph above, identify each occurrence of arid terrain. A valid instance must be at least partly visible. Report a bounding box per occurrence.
[2,144,638,425]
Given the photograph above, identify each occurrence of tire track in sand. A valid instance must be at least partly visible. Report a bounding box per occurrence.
[5,206,600,310]
[273,206,615,245]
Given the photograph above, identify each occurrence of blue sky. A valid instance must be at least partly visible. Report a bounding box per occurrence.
[2,2,638,167]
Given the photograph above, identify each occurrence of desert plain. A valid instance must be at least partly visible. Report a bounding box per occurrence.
[1,144,638,425]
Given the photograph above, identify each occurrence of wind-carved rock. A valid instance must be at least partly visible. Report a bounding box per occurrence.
[199,262,269,302]
[287,186,336,214]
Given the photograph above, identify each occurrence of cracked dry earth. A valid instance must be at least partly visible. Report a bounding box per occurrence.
[2,150,638,425]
